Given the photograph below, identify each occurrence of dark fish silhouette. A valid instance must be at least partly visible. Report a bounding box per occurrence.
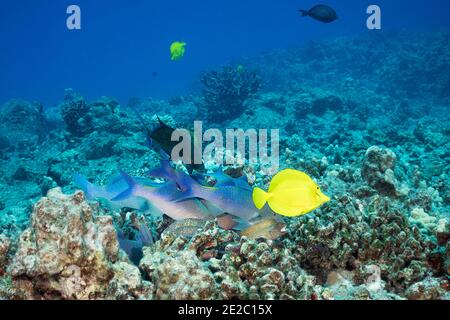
[149,117,205,174]
[130,106,205,174]
[298,4,338,23]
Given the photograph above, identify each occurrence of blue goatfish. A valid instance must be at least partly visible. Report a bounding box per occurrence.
[76,172,214,220]
[111,174,214,221]
[111,172,249,230]
[75,171,248,230]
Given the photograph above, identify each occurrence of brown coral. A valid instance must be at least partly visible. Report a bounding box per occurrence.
[7,188,152,300]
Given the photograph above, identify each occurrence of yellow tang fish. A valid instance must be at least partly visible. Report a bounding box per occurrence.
[170,41,186,61]
[252,169,330,217]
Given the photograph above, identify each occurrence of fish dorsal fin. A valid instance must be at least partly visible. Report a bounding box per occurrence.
[156,116,172,129]
[234,175,251,190]
[212,171,236,187]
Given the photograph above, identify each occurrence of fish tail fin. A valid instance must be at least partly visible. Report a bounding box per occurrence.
[252,187,270,210]
[74,174,96,199]
[298,9,309,17]
[111,170,138,201]
[216,214,251,231]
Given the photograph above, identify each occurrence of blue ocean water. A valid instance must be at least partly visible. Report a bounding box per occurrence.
[0,1,449,300]
[1,0,450,105]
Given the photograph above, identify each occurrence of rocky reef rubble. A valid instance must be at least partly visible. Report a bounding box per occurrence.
[0,183,448,300]
[0,99,46,153]
[361,146,401,197]
[0,188,448,299]
[0,235,10,274]
[3,188,153,299]
[290,195,441,293]
[243,32,450,101]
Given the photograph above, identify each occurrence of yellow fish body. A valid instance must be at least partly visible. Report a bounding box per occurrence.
[252,169,330,217]
[170,41,186,61]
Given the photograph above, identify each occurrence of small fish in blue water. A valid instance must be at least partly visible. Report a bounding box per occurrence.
[298,4,338,23]
[170,41,186,61]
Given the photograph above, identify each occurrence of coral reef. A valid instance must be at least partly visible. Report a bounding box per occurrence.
[197,65,262,123]
[0,99,45,153]
[60,89,91,137]
[140,221,321,300]
[0,235,10,274]
[243,32,450,101]
[146,250,217,300]
[0,32,449,300]
[289,195,437,293]
[7,188,152,299]
[361,146,400,197]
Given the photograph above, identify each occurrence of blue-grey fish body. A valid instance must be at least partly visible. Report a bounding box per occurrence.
[152,161,260,221]
[111,171,215,221]
[190,184,259,221]
[299,4,338,23]
[74,173,210,220]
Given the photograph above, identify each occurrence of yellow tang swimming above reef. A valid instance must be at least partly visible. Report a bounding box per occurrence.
[170,41,186,61]
[252,169,330,217]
